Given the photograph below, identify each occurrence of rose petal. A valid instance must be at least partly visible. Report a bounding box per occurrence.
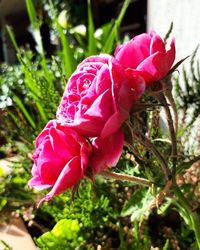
[89,129,124,174]
[136,51,174,83]
[101,108,128,138]
[150,32,166,54]
[38,156,81,206]
[114,33,151,69]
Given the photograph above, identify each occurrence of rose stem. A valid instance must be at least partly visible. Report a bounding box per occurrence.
[164,89,178,134]
[156,92,177,177]
[126,121,172,181]
[98,170,153,187]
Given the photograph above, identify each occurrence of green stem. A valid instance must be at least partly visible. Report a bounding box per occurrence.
[173,185,200,249]
[164,89,178,133]
[156,92,177,177]
[126,121,172,180]
[99,170,153,187]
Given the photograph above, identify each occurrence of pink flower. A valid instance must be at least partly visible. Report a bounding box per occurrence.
[114,31,175,84]
[28,120,92,205]
[57,54,145,138]
[89,129,124,175]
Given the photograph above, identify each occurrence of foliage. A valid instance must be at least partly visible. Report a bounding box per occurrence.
[36,219,82,249]
[0,0,200,249]
[175,46,200,128]
[0,156,34,212]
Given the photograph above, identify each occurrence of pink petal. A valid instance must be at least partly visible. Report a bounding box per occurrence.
[114,33,151,69]
[78,54,111,66]
[84,89,113,120]
[95,64,112,94]
[165,38,176,70]
[35,120,55,147]
[101,108,128,138]
[28,164,52,190]
[125,68,153,84]
[63,116,105,137]
[49,126,79,159]
[28,176,52,190]
[150,32,166,54]
[89,129,124,174]
[126,74,146,101]
[80,142,92,176]
[38,156,82,206]
[136,51,174,83]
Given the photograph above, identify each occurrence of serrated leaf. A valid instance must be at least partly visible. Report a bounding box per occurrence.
[157,198,172,215]
[121,188,154,220]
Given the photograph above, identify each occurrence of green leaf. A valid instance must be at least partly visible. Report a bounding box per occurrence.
[99,22,113,44]
[0,198,7,211]
[167,56,190,76]
[13,95,36,129]
[0,167,4,177]
[56,22,76,77]
[164,22,173,43]
[40,219,80,241]
[163,239,170,250]
[26,0,51,80]
[6,26,20,54]
[35,101,48,123]
[52,219,80,240]
[37,231,56,248]
[121,188,154,221]
[37,219,82,249]
[157,198,172,215]
[102,0,131,53]
[25,0,37,27]
[49,0,76,78]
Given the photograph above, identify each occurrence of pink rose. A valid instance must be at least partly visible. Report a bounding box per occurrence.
[89,129,124,175]
[114,31,175,84]
[57,54,145,138]
[28,120,92,205]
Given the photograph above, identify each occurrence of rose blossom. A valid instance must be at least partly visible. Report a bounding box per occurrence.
[28,120,92,205]
[57,54,145,138]
[114,31,175,84]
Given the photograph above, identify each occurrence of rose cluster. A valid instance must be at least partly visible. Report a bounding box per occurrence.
[29,32,175,205]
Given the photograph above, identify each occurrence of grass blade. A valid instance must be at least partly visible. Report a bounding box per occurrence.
[56,22,76,78]
[103,0,131,53]
[13,95,36,129]
[6,26,20,54]
[49,0,76,78]
[25,0,37,27]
